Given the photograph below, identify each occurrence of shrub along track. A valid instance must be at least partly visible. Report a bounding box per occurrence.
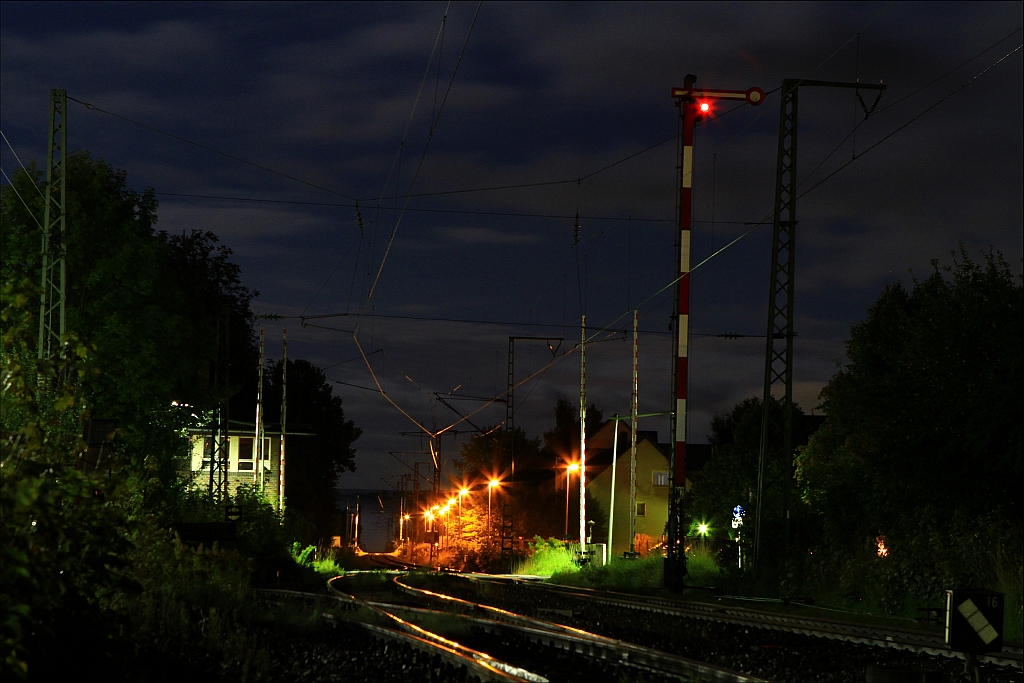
[390,574,1023,683]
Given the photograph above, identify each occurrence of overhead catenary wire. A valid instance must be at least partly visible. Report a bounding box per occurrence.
[67,96,358,202]
[350,2,484,442]
[362,1,482,305]
[335,33,1015,441]
[0,167,44,230]
[153,191,763,225]
[798,25,1024,190]
[1,130,46,200]
[797,43,1023,201]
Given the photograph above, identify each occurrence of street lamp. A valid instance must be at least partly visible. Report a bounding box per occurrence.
[487,479,500,540]
[565,463,580,537]
[458,488,469,538]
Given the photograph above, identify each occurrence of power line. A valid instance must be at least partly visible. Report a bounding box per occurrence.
[797,43,1023,201]
[152,190,766,226]
[0,166,44,230]
[1,130,46,200]
[798,26,1024,190]
[363,0,483,304]
[67,95,358,201]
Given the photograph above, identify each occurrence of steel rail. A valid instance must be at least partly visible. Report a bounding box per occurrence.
[476,578,1023,669]
[257,588,533,682]
[391,576,765,682]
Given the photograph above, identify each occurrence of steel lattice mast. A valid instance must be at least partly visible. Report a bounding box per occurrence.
[208,306,231,501]
[667,76,765,590]
[38,89,67,362]
[753,78,885,565]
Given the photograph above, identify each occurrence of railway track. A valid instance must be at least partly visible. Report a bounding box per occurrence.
[473,577,1023,669]
[259,573,1022,682]
[259,580,763,682]
[397,573,1022,682]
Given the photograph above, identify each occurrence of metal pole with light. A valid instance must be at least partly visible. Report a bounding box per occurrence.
[488,479,499,541]
[666,76,765,590]
[608,416,619,556]
[565,463,579,537]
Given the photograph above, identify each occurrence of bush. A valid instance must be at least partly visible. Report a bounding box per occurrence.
[514,537,577,576]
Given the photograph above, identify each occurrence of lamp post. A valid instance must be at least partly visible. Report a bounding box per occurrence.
[565,463,580,537]
[458,488,469,540]
[487,479,499,540]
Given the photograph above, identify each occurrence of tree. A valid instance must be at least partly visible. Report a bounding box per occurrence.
[259,359,360,540]
[1,154,259,495]
[453,398,607,543]
[688,395,820,575]
[795,250,1022,578]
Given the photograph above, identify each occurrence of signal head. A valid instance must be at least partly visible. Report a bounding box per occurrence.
[699,101,711,114]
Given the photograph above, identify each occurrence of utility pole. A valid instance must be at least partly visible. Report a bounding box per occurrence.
[38,89,67,363]
[667,76,765,590]
[754,78,885,567]
[629,309,639,556]
[503,335,563,569]
[578,315,587,553]
[255,327,265,487]
[278,328,287,513]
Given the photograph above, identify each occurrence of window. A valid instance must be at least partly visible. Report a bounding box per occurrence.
[636,502,647,517]
[237,437,254,471]
[201,437,213,469]
[652,471,669,487]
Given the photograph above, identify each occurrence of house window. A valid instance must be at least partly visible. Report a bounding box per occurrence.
[652,471,669,487]
[201,437,213,469]
[237,437,254,471]
[636,502,647,517]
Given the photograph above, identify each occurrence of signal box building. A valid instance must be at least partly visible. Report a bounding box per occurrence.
[186,422,312,506]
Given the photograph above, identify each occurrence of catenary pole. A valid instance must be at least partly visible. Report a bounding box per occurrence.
[630,309,639,555]
[578,315,587,551]
[278,328,287,513]
[255,327,265,486]
[38,89,67,363]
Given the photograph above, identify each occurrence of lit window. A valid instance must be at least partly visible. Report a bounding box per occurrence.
[237,437,254,471]
[652,471,669,487]
[636,502,647,517]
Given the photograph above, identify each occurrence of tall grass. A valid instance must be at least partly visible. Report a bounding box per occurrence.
[685,539,721,587]
[550,554,663,591]
[513,538,578,576]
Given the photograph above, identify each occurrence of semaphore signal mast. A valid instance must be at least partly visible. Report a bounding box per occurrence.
[666,76,765,591]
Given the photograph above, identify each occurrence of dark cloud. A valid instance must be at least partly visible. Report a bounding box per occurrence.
[2,1,1020,488]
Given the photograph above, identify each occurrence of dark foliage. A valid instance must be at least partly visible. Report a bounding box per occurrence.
[796,249,1022,603]
[258,359,361,541]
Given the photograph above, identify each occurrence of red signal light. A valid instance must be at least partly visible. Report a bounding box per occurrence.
[699,101,711,114]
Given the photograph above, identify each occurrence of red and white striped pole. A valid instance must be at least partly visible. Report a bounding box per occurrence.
[673,77,697,495]
[667,78,764,588]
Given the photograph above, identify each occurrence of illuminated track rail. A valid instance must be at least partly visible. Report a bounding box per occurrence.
[470,577,1024,669]
[387,576,765,682]
[257,588,533,682]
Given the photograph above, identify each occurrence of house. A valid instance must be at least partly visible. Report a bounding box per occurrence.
[186,420,312,507]
[584,420,710,558]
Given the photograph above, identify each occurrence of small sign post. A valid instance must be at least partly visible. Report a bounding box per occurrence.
[946,588,1004,681]
[225,504,243,522]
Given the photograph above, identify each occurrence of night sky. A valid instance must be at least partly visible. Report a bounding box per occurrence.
[2,2,1021,492]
